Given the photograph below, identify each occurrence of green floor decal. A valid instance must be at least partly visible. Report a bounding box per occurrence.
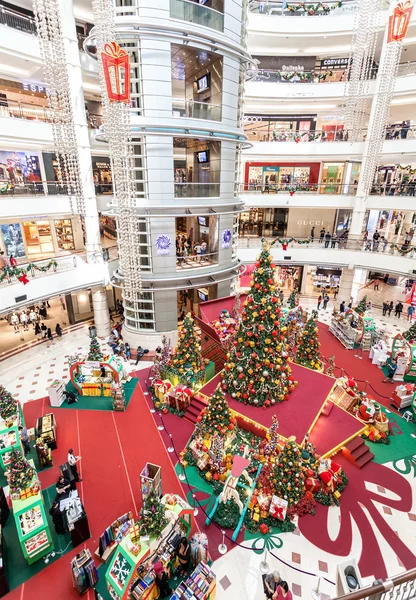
[59,378,139,411]
[365,410,416,466]
[4,484,76,590]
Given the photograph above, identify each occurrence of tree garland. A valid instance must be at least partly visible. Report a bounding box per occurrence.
[389,243,414,255]
[286,2,342,15]
[0,260,58,284]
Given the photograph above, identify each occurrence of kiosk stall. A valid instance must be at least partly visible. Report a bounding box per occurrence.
[70,355,124,397]
[390,333,416,382]
[330,309,375,350]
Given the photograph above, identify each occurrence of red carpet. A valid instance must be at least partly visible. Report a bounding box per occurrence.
[199,364,335,443]
[7,381,185,600]
[308,404,365,456]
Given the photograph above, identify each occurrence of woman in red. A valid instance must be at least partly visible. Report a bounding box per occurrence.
[273,581,293,600]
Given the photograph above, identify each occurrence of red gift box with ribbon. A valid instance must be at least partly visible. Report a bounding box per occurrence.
[168,385,192,411]
[305,477,321,494]
[269,495,288,521]
[153,379,172,403]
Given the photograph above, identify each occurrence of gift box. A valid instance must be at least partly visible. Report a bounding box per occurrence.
[130,543,141,556]
[253,512,260,522]
[205,472,212,481]
[260,523,269,535]
[333,490,341,499]
[165,494,177,506]
[261,510,268,519]
[305,477,321,494]
[269,495,288,521]
[168,385,192,411]
[130,524,140,543]
[153,379,172,403]
[248,501,254,510]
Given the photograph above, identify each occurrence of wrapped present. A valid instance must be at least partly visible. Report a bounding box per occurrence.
[130,524,140,543]
[181,460,188,468]
[130,543,141,556]
[153,379,172,403]
[165,494,177,506]
[197,456,209,470]
[260,523,269,535]
[169,385,192,411]
[305,477,321,494]
[269,495,288,521]
[261,510,268,519]
[205,472,212,481]
[248,501,254,510]
[333,490,341,499]
[253,512,260,522]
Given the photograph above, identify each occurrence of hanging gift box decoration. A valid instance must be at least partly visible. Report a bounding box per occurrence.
[101,41,131,103]
[388,1,413,43]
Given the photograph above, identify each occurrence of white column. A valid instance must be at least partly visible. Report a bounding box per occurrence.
[300,265,309,294]
[92,287,111,338]
[58,0,101,263]
[338,268,355,305]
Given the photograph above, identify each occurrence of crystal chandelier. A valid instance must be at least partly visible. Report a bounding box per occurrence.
[32,0,85,215]
[343,0,382,141]
[92,0,142,299]
[359,0,413,197]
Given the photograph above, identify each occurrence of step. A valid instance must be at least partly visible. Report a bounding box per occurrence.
[345,437,365,453]
[187,406,203,418]
[355,450,375,469]
[350,444,369,460]
[184,414,198,425]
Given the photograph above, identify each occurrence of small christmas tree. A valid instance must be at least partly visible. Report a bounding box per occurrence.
[223,240,297,407]
[355,295,367,315]
[287,291,298,309]
[139,489,168,538]
[264,415,280,454]
[198,384,236,436]
[286,310,303,361]
[273,438,305,506]
[0,385,18,421]
[6,450,37,492]
[87,336,103,361]
[403,320,416,342]
[295,316,321,370]
[169,313,205,387]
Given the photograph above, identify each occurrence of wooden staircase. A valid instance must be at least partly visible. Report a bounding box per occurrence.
[184,396,208,425]
[343,437,374,469]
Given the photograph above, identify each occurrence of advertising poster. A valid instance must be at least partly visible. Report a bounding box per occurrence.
[0,151,41,184]
[1,223,26,259]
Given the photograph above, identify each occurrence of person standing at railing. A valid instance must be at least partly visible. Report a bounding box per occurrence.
[9,254,17,267]
[331,232,338,248]
[55,324,63,339]
[310,226,315,241]
[401,120,410,139]
[319,228,325,243]
[324,231,331,248]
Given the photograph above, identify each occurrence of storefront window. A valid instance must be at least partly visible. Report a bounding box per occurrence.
[22,221,53,255]
[0,151,41,186]
[54,220,75,250]
[247,165,314,191]
[0,223,26,259]
[320,163,345,194]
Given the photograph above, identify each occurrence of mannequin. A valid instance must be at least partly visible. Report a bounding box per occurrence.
[10,312,19,332]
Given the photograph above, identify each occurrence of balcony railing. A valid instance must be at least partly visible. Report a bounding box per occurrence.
[176,250,218,269]
[174,182,220,197]
[0,99,103,129]
[0,4,36,35]
[244,125,416,143]
[170,0,224,32]
[239,235,416,258]
[248,0,390,16]
[331,568,416,600]
[251,68,378,83]
[242,183,357,195]
[0,180,114,196]
[172,99,222,121]
[0,256,79,287]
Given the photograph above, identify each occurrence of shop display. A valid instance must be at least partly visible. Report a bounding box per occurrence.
[96,511,134,561]
[47,380,66,408]
[391,383,415,410]
[71,549,99,596]
[223,239,297,406]
[36,413,57,450]
[54,219,75,250]
[171,562,216,600]
[70,355,125,397]
[369,339,389,367]
[66,495,91,547]
[5,453,39,501]
[13,492,53,564]
[391,334,416,382]
[112,383,126,411]
[330,310,375,350]
[140,462,162,501]
[34,437,53,469]
[167,313,206,389]
[0,526,9,597]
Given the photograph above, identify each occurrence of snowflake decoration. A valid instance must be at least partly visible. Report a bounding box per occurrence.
[110,553,130,589]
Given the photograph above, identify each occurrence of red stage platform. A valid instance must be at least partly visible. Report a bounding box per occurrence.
[199,294,247,325]
[308,403,366,456]
[197,363,335,444]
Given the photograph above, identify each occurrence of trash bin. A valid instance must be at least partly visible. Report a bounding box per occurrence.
[88,326,96,338]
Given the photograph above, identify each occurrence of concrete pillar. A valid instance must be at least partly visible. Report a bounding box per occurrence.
[338,268,355,305]
[92,286,111,338]
[300,265,310,294]
[59,0,102,263]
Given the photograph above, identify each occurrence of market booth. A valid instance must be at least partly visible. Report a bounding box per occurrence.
[330,309,375,350]
[0,406,24,470]
[390,333,416,382]
[69,355,124,397]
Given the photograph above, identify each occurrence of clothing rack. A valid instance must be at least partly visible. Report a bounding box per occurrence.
[97,511,134,560]
[71,549,98,596]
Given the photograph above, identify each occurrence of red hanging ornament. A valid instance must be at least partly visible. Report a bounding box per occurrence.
[18,273,29,285]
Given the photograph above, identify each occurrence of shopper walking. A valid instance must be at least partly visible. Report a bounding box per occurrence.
[19,426,31,455]
[373,278,380,290]
[372,230,380,251]
[317,294,322,310]
[324,231,331,248]
[41,322,47,338]
[323,294,330,309]
[388,300,394,317]
[395,301,403,318]
[55,323,63,338]
[339,300,346,313]
[49,501,67,535]
[407,304,414,321]
[47,327,54,343]
[68,449,82,482]
[382,301,388,316]
[333,286,339,299]
[34,322,42,340]
[319,228,325,243]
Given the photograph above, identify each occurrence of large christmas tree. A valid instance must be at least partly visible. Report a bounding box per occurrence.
[0,385,18,420]
[273,438,305,506]
[88,336,104,361]
[197,384,236,436]
[403,319,416,342]
[223,240,297,407]
[6,450,37,492]
[355,295,367,315]
[168,313,205,387]
[295,316,321,370]
[139,489,168,538]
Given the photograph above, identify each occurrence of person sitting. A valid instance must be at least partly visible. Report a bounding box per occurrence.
[383,356,397,384]
[153,561,171,598]
[176,537,191,576]
[273,580,293,600]
[263,571,281,599]
[64,390,78,404]
[55,474,71,500]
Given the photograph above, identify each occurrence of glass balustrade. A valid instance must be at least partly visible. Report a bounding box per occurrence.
[170,0,224,31]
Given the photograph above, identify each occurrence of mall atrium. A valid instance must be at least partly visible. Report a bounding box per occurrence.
[0,0,415,598]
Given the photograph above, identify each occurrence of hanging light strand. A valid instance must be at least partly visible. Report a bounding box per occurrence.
[32,0,85,215]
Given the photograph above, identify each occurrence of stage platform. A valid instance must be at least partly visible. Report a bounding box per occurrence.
[197,363,335,444]
[308,403,366,456]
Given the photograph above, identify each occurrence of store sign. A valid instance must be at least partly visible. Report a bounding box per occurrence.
[155,234,171,256]
[94,162,110,169]
[297,220,324,226]
[22,82,50,95]
[320,58,350,67]
[243,116,263,122]
[253,55,316,72]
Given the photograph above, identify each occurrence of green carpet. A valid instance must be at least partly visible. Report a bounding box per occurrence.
[60,378,139,411]
[4,484,74,590]
[365,409,416,465]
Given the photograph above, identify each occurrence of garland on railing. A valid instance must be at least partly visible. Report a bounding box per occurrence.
[271,238,311,250]
[286,2,342,14]
[272,130,336,142]
[389,244,414,256]
[0,260,58,284]
[281,70,333,82]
